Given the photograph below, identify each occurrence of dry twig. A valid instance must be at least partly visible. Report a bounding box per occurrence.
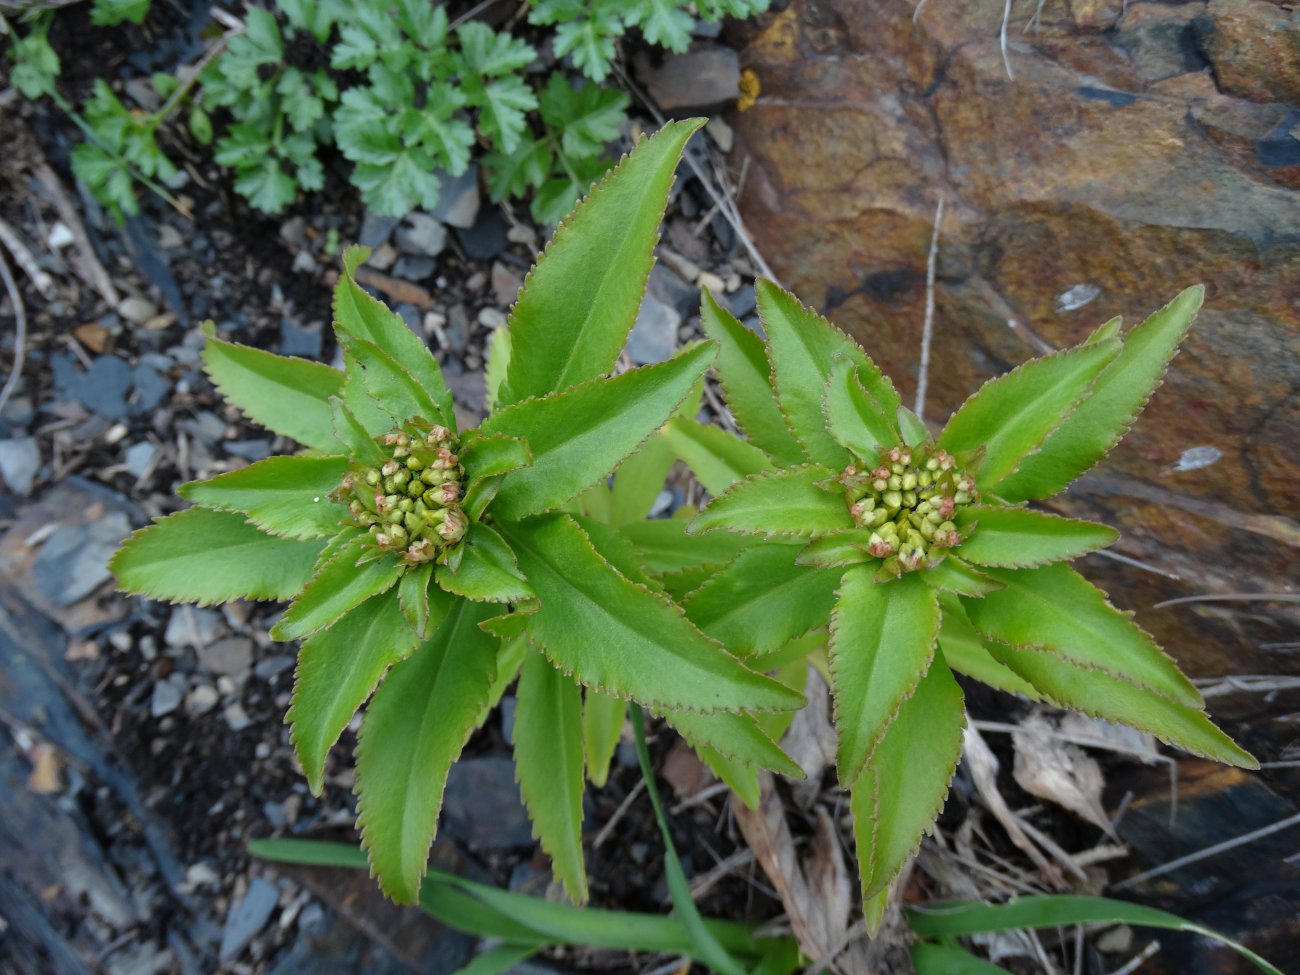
[0,248,26,414]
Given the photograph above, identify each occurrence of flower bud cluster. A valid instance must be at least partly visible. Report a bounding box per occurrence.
[839,443,977,572]
[333,421,467,565]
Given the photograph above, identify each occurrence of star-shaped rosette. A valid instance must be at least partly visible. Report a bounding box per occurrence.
[110,120,805,906]
[677,280,1257,924]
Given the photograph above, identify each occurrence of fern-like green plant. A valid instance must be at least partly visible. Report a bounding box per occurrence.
[109,120,804,905]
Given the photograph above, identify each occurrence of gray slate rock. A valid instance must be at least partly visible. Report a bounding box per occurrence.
[647,263,699,317]
[455,208,509,261]
[280,320,323,358]
[392,255,435,281]
[124,441,156,478]
[165,606,222,650]
[0,437,40,495]
[441,757,533,848]
[395,213,447,257]
[130,364,169,413]
[641,47,740,109]
[626,294,682,364]
[359,210,400,248]
[219,877,279,961]
[78,356,134,420]
[32,512,132,606]
[431,166,481,228]
[198,636,253,676]
[150,677,184,718]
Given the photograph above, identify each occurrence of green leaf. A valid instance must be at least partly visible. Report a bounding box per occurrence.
[823,358,898,462]
[336,246,455,426]
[608,432,676,525]
[482,343,716,521]
[330,396,387,465]
[829,569,939,785]
[756,280,900,468]
[689,465,848,539]
[682,545,838,657]
[918,556,1004,597]
[987,640,1255,768]
[514,651,588,901]
[111,508,323,606]
[234,157,299,213]
[794,530,875,569]
[907,895,1281,975]
[500,514,804,714]
[453,945,540,975]
[664,707,803,779]
[202,328,344,451]
[896,405,930,447]
[617,518,752,576]
[628,0,694,51]
[272,536,405,641]
[938,339,1119,490]
[699,290,804,465]
[287,588,422,794]
[911,944,1012,975]
[997,287,1204,502]
[935,596,1038,699]
[461,433,533,492]
[399,562,449,640]
[583,689,626,787]
[435,523,534,603]
[954,506,1117,568]
[660,418,774,497]
[342,334,447,427]
[499,119,705,405]
[961,563,1201,707]
[851,655,965,908]
[92,0,152,27]
[357,599,499,903]
[484,325,513,413]
[178,456,349,540]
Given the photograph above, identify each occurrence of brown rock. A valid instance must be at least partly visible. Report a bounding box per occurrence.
[1202,0,1300,104]
[728,0,1300,722]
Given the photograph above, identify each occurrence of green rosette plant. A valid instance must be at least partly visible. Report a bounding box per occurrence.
[109,119,806,905]
[669,281,1257,927]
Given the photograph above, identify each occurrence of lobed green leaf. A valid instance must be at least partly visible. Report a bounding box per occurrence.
[272,535,405,642]
[851,655,966,911]
[202,328,344,452]
[939,340,1119,490]
[997,286,1204,502]
[829,570,940,786]
[500,514,804,714]
[513,651,588,902]
[178,456,349,540]
[356,600,500,903]
[961,564,1201,707]
[482,343,716,521]
[110,508,323,606]
[287,588,423,794]
[499,119,705,405]
[689,465,848,539]
[699,291,804,465]
[955,506,1118,568]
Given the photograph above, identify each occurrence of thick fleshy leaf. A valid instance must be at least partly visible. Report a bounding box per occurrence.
[514,651,588,901]
[499,119,704,404]
[484,322,512,413]
[682,545,839,656]
[608,431,676,525]
[399,562,447,640]
[356,599,499,903]
[998,286,1203,502]
[617,519,751,576]
[110,508,324,606]
[202,329,343,451]
[919,556,1004,597]
[341,350,395,437]
[829,569,940,785]
[688,465,848,538]
[896,405,930,448]
[986,641,1256,768]
[335,246,455,427]
[795,530,876,568]
[664,707,803,779]
[435,523,533,603]
[287,588,423,794]
[500,514,804,714]
[823,358,897,462]
[482,343,716,521]
[850,655,965,908]
[938,340,1119,489]
[272,535,404,641]
[699,290,804,465]
[756,280,899,469]
[935,596,1038,699]
[330,396,387,465]
[660,417,774,496]
[961,564,1201,707]
[955,506,1117,568]
[178,456,349,539]
[583,689,626,788]
[342,334,447,427]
